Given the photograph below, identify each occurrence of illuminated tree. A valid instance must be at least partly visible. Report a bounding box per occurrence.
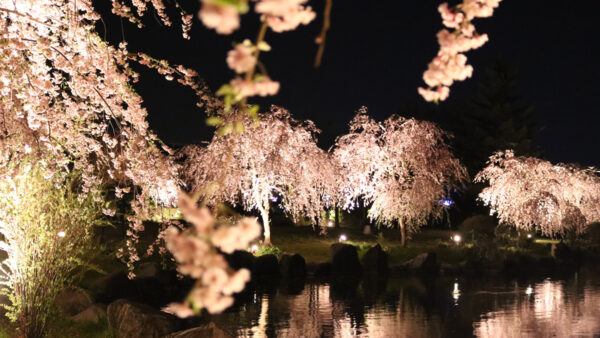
[0,0,211,279]
[475,150,600,236]
[334,108,468,246]
[181,106,336,246]
[0,162,105,337]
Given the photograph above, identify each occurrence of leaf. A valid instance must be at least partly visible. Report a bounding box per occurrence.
[234,121,245,133]
[217,123,234,136]
[247,105,259,119]
[257,41,271,52]
[211,0,249,14]
[206,116,223,127]
[216,84,234,97]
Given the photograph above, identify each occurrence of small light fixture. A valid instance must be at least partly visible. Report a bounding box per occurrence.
[339,234,347,242]
[452,282,460,302]
[452,234,461,243]
[251,244,259,252]
[58,231,66,238]
[527,234,533,239]
[526,286,533,295]
[327,221,334,228]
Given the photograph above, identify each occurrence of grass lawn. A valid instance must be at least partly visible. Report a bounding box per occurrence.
[268,226,468,266]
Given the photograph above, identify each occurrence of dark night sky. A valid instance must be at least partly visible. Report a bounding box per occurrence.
[94,1,600,167]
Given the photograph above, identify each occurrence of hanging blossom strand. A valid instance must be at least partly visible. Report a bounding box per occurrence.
[162,194,261,316]
[112,0,315,134]
[419,0,502,102]
[198,0,315,135]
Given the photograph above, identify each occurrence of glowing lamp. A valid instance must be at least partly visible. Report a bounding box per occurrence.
[452,282,460,301]
[439,198,454,208]
[526,286,533,295]
[339,234,347,242]
[527,234,533,239]
[327,221,334,227]
[58,231,66,238]
[250,244,259,252]
[452,234,461,243]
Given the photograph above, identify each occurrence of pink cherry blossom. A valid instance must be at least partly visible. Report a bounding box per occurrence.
[438,3,464,29]
[198,1,241,35]
[255,0,316,32]
[420,0,502,102]
[418,86,450,102]
[164,195,258,315]
[227,44,257,74]
[162,303,196,318]
[230,76,280,98]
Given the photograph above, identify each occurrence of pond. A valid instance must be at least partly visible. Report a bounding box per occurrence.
[210,267,600,337]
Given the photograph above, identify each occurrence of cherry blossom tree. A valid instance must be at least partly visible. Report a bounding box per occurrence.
[334,107,468,246]
[0,0,262,323]
[475,150,600,237]
[181,106,336,246]
[0,1,227,285]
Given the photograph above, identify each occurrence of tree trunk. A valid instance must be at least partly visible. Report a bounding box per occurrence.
[362,201,367,226]
[334,206,340,228]
[260,203,271,246]
[400,219,407,247]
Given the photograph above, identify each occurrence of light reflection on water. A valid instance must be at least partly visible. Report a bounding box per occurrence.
[211,268,600,337]
[474,276,600,338]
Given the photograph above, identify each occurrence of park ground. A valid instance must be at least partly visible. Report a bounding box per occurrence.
[0,224,580,338]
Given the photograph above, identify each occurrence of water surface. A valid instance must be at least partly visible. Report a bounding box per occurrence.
[211,268,600,337]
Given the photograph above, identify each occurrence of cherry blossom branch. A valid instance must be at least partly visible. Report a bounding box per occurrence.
[314,0,332,68]
[419,0,502,102]
[238,20,269,110]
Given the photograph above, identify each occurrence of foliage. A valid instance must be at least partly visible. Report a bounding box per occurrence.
[376,232,392,252]
[476,150,600,237]
[255,245,283,257]
[493,224,520,245]
[457,61,539,174]
[181,106,337,245]
[48,316,114,338]
[458,214,497,243]
[583,222,600,249]
[333,107,468,243]
[0,162,105,337]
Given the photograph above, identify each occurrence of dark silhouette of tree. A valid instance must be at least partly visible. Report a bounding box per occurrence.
[458,60,541,175]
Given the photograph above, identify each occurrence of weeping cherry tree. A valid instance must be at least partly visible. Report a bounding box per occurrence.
[181,106,336,246]
[334,107,468,246]
[475,150,600,237]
